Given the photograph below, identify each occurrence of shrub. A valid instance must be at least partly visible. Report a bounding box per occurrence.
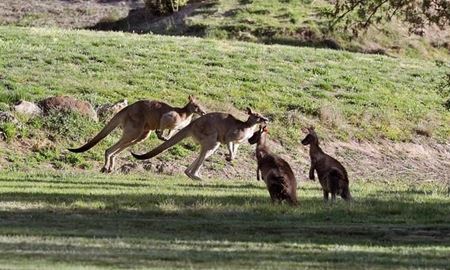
[0,122,17,141]
[144,0,188,14]
[42,111,100,142]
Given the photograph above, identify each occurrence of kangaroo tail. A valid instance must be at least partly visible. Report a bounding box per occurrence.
[68,108,126,153]
[281,178,298,206]
[271,176,298,206]
[341,186,352,201]
[131,123,192,160]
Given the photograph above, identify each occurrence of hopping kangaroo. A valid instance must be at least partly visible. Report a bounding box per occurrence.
[132,107,268,180]
[301,126,351,202]
[248,125,298,205]
[68,96,205,173]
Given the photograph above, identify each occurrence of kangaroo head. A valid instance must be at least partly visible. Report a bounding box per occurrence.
[246,107,268,125]
[186,95,206,115]
[301,126,319,145]
[248,124,268,145]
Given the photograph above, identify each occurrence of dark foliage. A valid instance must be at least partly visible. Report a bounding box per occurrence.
[329,0,450,36]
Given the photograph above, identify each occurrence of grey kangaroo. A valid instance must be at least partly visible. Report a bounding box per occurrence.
[68,95,205,173]
[301,126,351,202]
[132,107,268,180]
[248,125,298,205]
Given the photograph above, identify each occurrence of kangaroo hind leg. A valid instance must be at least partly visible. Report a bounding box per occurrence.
[185,142,220,180]
[102,124,149,173]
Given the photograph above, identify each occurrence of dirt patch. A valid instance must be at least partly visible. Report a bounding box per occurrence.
[0,0,144,29]
[0,0,210,35]
[103,136,450,184]
[325,139,450,183]
[1,134,449,184]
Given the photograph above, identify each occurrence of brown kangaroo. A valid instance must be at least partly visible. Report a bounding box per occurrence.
[132,107,268,180]
[248,125,298,205]
[68,95,205,173]
[301,126,352,202]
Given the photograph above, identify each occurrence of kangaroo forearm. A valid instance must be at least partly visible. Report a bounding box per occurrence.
[309,167,315,180]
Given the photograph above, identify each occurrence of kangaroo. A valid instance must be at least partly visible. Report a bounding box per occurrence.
[68,95,205,173]
[132,107,268,180]
[301,126,352,202]
[248,125,298,205]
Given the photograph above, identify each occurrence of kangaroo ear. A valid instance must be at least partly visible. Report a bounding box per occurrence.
[301,127,308,134]
[308,126,315,132]
[246,107,253,115]
[262,126,269,133]
[188,95,194,101]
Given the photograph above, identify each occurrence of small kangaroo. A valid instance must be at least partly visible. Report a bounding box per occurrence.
[132,107,268,180]
[301,126,351,202]
[248,125,298,205]
[68,95,205,173]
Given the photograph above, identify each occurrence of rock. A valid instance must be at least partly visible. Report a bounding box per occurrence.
[142,161,153,171]
[155,163,174,175]
[38,96,97,121]
[97,99,128,121]
[322,38,341,50]
[156,163,166,174]
[120,163,137,174]
[362,43,387,55]
[0,111,18,124]
[13,100,42,116]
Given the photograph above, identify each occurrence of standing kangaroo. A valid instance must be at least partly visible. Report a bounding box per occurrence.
[68,95,205,173]
[301,126,352,202]
[132,107,268,180]
[248,125,298,205]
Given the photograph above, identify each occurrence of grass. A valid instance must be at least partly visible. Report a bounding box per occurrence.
[189,0,328,41]
[185,0,450,60]
[3,0,448,59]
[0,171,448,269]
[0,26,448,147]
[0,9,448,269]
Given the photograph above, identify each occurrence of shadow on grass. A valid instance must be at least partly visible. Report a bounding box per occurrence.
[85,1,346,52]
[0,178,323,192]
[0,191,449,244]
[0,239,448,269]
[0,178,154,189]
[88,1,218,36]
[178,183,267,190]
[1,175,450,268]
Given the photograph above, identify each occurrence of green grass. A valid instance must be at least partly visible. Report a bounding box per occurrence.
[189,0,327,41]
[1,0,448,60]
[185,0,450,60]
[0,26,448,148]
[0,171,448,269]
[0,16,448,270]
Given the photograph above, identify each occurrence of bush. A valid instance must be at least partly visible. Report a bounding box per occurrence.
[0,122,17,141]
[145,0,188,14]
[42,111,100,142]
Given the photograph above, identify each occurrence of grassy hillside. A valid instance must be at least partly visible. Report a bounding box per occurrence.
[186,0,450,60]
[1,0,449,60]
[0,26,449,269]
[0,171,448,269]
[1,26,449,143]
